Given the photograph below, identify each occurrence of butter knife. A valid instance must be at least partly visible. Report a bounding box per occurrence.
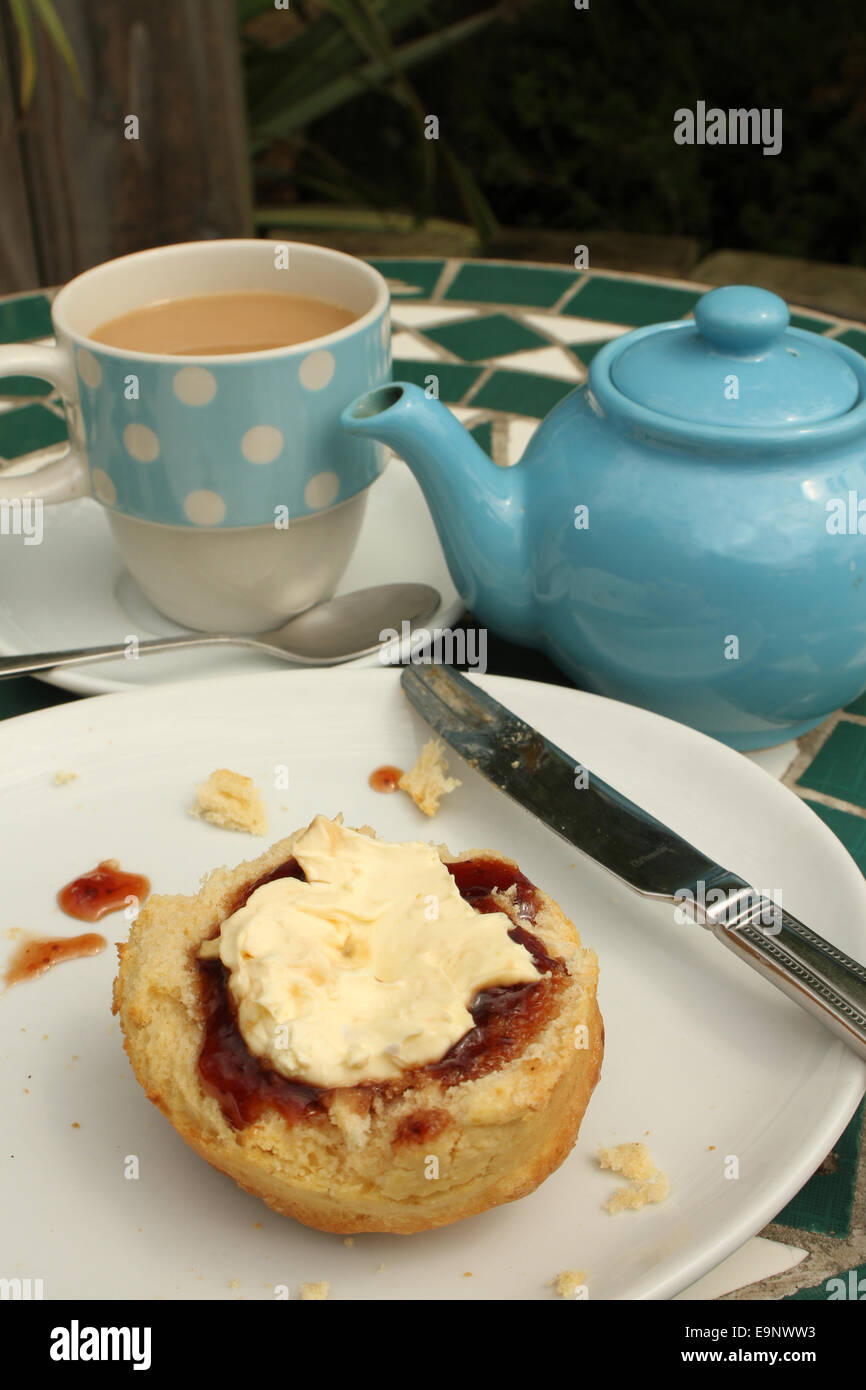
[401,665,866,1062]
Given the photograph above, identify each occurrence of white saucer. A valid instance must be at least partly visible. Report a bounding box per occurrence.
[0,457,462,694]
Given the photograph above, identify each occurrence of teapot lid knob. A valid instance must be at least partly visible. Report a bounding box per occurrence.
[694,285,789,354]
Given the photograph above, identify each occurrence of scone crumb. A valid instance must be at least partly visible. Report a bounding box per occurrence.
[599,1141,669,1213]
[376,1263,385,1274]
[553,1269,588,1299]
[598,1141,657,1182]
[53,770,78,786]
[228,1278,240,1289]
[191,768,268,835]
[299,1281,330,1301]
[343,1237,355,1248]
[605,1172,670,1214]
[398,740,461,817]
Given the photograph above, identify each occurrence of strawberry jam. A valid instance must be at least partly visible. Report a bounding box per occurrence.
[58,860,150,923]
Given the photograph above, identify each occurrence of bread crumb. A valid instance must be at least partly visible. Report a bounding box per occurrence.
[53,770,78,786]
[343,1237,354,1247]
[553,1269,588,1298]
[605,1172,670,1213]
[191,768,268,835]
[599,1141,670,1213]
[299,1281,330,1301]
[398,740,460,817]
[598,1142,657,1182]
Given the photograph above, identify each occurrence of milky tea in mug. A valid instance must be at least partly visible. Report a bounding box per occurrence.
[90,291,359,356]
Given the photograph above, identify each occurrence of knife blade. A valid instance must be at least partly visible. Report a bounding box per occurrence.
[401,664,866,1062]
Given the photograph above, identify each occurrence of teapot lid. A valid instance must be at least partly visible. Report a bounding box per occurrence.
[609,286,859,426]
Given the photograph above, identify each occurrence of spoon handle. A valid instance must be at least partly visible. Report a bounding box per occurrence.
[0,635,239,677]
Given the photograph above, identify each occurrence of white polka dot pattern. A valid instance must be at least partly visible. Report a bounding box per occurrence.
[241,425,284,464]
[123,423,160,462]
[304,471,340,510]
[299,349,336,391]
[173,366,217,406]
[183,490,227,525]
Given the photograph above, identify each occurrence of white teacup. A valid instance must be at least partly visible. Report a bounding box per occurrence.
[0,240,391,631]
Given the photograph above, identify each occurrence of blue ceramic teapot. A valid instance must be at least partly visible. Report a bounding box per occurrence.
[341,286,866,749]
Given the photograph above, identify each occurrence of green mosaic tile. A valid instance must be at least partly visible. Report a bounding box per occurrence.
[844,688,866,717]
[776,1101,863,1237]
[789,312,831,334]
[0,677,74,721]
[786,1261,866,1300]
[0,403,66,458]
[421,313,549,362]
[472,370,573,417]
[563,276,702,326]
[571,339,616,369]
[391,359,481,402]
[808,801,866,874]
[469,420,493,456]
[835,328,866,357]
[0,294,53,344]
[0,376,53,397]
[365,258,444,301]
[444,262,582,308]
[797,720,866,807]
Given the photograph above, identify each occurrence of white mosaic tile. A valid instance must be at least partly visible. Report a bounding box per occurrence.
[390,331,447,361]
[523,313,631,346]
[391,304,481,330]
[505,417,538,465]
[487,346,584,381]
[449,406,488,425]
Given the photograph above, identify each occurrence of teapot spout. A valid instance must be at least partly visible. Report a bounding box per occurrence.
[341,382,534,641]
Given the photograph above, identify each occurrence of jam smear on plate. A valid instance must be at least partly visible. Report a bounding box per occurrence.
[4,931,106,986]
[369,764,404,793]
[58,860,150,923]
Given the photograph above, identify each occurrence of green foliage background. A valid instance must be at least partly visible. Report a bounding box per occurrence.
[246,0,866,263]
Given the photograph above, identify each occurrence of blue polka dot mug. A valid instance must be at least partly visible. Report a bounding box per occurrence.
[0,240,391,630]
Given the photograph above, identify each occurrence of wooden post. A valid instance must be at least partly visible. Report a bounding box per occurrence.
[0,0,252,294]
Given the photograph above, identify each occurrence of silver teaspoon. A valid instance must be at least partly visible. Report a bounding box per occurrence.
[0,583,441,678]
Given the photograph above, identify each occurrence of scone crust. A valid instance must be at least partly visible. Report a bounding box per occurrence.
[113,830,603,1234]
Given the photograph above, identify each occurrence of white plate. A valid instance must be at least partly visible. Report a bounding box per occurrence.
[0,456,461,695]
[1,669,863,1301]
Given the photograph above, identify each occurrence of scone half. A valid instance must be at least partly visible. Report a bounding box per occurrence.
[113,824,603,1234]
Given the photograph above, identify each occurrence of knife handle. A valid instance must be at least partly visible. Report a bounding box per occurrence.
[702,890,866,1062]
